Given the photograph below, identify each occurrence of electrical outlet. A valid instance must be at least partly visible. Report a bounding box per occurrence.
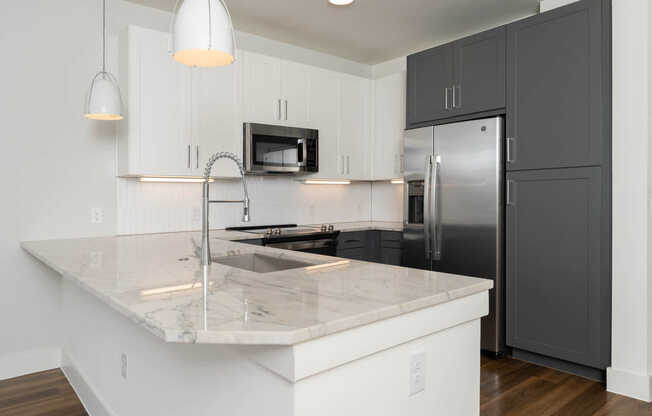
[89,251,103,269]
[121,353,128,380]
[409,351,426,396]
[91,207,104,224]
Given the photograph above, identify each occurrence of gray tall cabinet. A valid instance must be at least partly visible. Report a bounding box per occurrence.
[505,0,611,374]
[406,0,611,376]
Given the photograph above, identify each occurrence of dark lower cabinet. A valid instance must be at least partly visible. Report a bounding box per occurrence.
[506,0,608,170]
[506,167,609,369]
[336,231,403,265]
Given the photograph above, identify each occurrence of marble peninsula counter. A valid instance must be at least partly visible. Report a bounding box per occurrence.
[22,228,492,416]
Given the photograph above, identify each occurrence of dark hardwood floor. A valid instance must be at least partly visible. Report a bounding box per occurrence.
[0,369,87,416]
[481,355,652,415]
[1,357,650,415]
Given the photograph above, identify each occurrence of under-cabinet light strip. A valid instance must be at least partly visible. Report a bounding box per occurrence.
[139,177,215,183]
[303,180,352,185]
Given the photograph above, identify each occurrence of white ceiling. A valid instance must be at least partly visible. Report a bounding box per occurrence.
[127,0,540,64]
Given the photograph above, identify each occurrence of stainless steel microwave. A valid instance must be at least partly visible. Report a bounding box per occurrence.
[244,123,318,174]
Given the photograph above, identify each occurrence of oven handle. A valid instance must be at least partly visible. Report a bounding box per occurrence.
[266,238,337,251]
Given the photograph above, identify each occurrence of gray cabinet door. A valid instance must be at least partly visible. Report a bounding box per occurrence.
[506,167,608,368]
[506,0,606,170]
[452,26,506,116]
[407,45,454,126]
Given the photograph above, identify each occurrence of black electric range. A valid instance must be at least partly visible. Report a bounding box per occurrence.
[226,224,340,255]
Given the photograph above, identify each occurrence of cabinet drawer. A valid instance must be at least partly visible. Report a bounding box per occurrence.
[379,231,402,249]
[336,247,367,261]
[337,231,367,250]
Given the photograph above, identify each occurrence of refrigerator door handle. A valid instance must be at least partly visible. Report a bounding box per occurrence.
[432,155,442,261]
[424,155,433,261]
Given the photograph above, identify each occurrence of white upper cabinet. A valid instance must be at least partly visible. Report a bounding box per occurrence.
[190,62,242,178]
[242,51,282,124]
[119,25,241,178]
[120,26,393,182]
[119,25,191,177]
[308,68,341,179]
[339,74,372,180]
[372,72,406,180]
[280,60,311,127]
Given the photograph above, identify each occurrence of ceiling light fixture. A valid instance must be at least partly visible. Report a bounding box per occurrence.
[304,180,352,185]
[328,0,355,5]
[390,179,404,184]
[170,0,237,67]
[84,0,124,121]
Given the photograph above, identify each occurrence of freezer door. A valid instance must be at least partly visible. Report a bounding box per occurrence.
[431,117,503,279]
[401,127,434,270]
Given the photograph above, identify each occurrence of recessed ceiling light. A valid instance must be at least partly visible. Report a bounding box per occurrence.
[329,0,354,5]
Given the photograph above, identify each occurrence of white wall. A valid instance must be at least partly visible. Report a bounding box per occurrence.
[607,0,652,402]
[0,0,173,380]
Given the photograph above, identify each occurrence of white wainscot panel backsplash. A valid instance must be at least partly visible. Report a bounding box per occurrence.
[117,177,376,235]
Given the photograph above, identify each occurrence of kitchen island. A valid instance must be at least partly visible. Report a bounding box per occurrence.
[22,230,491,416]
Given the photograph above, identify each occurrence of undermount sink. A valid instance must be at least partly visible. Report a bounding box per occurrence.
[211,253,314,274]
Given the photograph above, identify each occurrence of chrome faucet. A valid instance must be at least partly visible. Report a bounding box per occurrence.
[201,152,250,266]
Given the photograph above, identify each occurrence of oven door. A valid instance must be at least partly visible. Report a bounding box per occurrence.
[245,124,316,174]
[266,238,338,256]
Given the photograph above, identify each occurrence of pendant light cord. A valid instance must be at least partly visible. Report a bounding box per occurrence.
[102,0,106,73]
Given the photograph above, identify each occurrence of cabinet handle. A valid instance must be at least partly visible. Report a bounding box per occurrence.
[506,138,516,164]
[444,87,450,110]
[196,145,199,169]
[506,180,516,205]
[347,156,350,174]
[187,144,191,169]
[453,85,461,108]
[277,99,282,120]
[284,100,288,121]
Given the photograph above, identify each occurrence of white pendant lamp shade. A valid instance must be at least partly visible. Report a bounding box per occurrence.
[84,72,123,121]
[84,0,123,121]
[171,0,236,67]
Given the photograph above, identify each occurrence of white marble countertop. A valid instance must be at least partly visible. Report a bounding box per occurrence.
[22,229,492,345]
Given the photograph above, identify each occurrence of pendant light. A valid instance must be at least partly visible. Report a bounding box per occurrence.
[170,0,237,67]
[84,0,123,121]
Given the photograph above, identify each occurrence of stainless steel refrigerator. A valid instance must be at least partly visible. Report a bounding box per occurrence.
[402,116,504,354]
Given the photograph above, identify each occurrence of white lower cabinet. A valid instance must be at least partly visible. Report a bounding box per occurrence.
[372,72,406,180]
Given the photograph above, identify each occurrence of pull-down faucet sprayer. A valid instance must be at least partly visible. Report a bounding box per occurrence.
[201,152,250,266]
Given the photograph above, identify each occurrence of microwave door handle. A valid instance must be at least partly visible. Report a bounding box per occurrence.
[424,155,433,262]
[298,139,307,166]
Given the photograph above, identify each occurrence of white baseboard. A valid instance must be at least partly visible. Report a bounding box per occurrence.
[61,349,115,416]
[607,366,652,402]
[0,346,61,381]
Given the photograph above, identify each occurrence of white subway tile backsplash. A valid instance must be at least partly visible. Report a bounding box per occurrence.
[117,177,401,235]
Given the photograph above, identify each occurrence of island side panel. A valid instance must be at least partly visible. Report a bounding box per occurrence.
[293,319,481,416]
[60,279,294,416]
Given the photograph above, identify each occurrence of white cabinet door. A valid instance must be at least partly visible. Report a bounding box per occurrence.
[280,60,311,127]
[373,72,406,180]
[124,26,191,176]
[242,51,282,124]
[339,74,371,180]
[190,62,242,178]
[308,68,341,179]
